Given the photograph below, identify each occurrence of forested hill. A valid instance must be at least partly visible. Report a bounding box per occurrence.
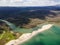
[0,6,60,28]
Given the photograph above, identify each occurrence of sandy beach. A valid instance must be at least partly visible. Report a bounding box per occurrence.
[5,24,53,45]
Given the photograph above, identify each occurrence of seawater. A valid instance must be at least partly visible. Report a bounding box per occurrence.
[21,25,60,45]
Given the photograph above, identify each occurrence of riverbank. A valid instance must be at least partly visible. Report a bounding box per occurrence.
[5,24,53,45]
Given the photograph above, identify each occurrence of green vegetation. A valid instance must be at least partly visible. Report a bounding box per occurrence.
[0,23,22,45]
[0,31,15,41]
[0,31,16,45]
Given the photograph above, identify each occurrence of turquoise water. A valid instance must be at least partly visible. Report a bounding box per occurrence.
[0,19,60,45]
[21,25,60,45]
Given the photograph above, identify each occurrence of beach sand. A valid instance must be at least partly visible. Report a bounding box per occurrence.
[5,24,53,45]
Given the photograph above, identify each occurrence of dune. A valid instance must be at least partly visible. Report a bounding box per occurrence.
[5,24,53,45]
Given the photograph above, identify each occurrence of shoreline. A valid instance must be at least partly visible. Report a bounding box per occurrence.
[5,24,53,45]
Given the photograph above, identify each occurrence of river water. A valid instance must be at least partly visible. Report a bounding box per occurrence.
[0,19,60,45]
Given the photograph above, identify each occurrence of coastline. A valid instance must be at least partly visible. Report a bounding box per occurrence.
[5,24,53,45]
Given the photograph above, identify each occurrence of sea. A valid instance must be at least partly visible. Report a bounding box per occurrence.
[21,25,60,45]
